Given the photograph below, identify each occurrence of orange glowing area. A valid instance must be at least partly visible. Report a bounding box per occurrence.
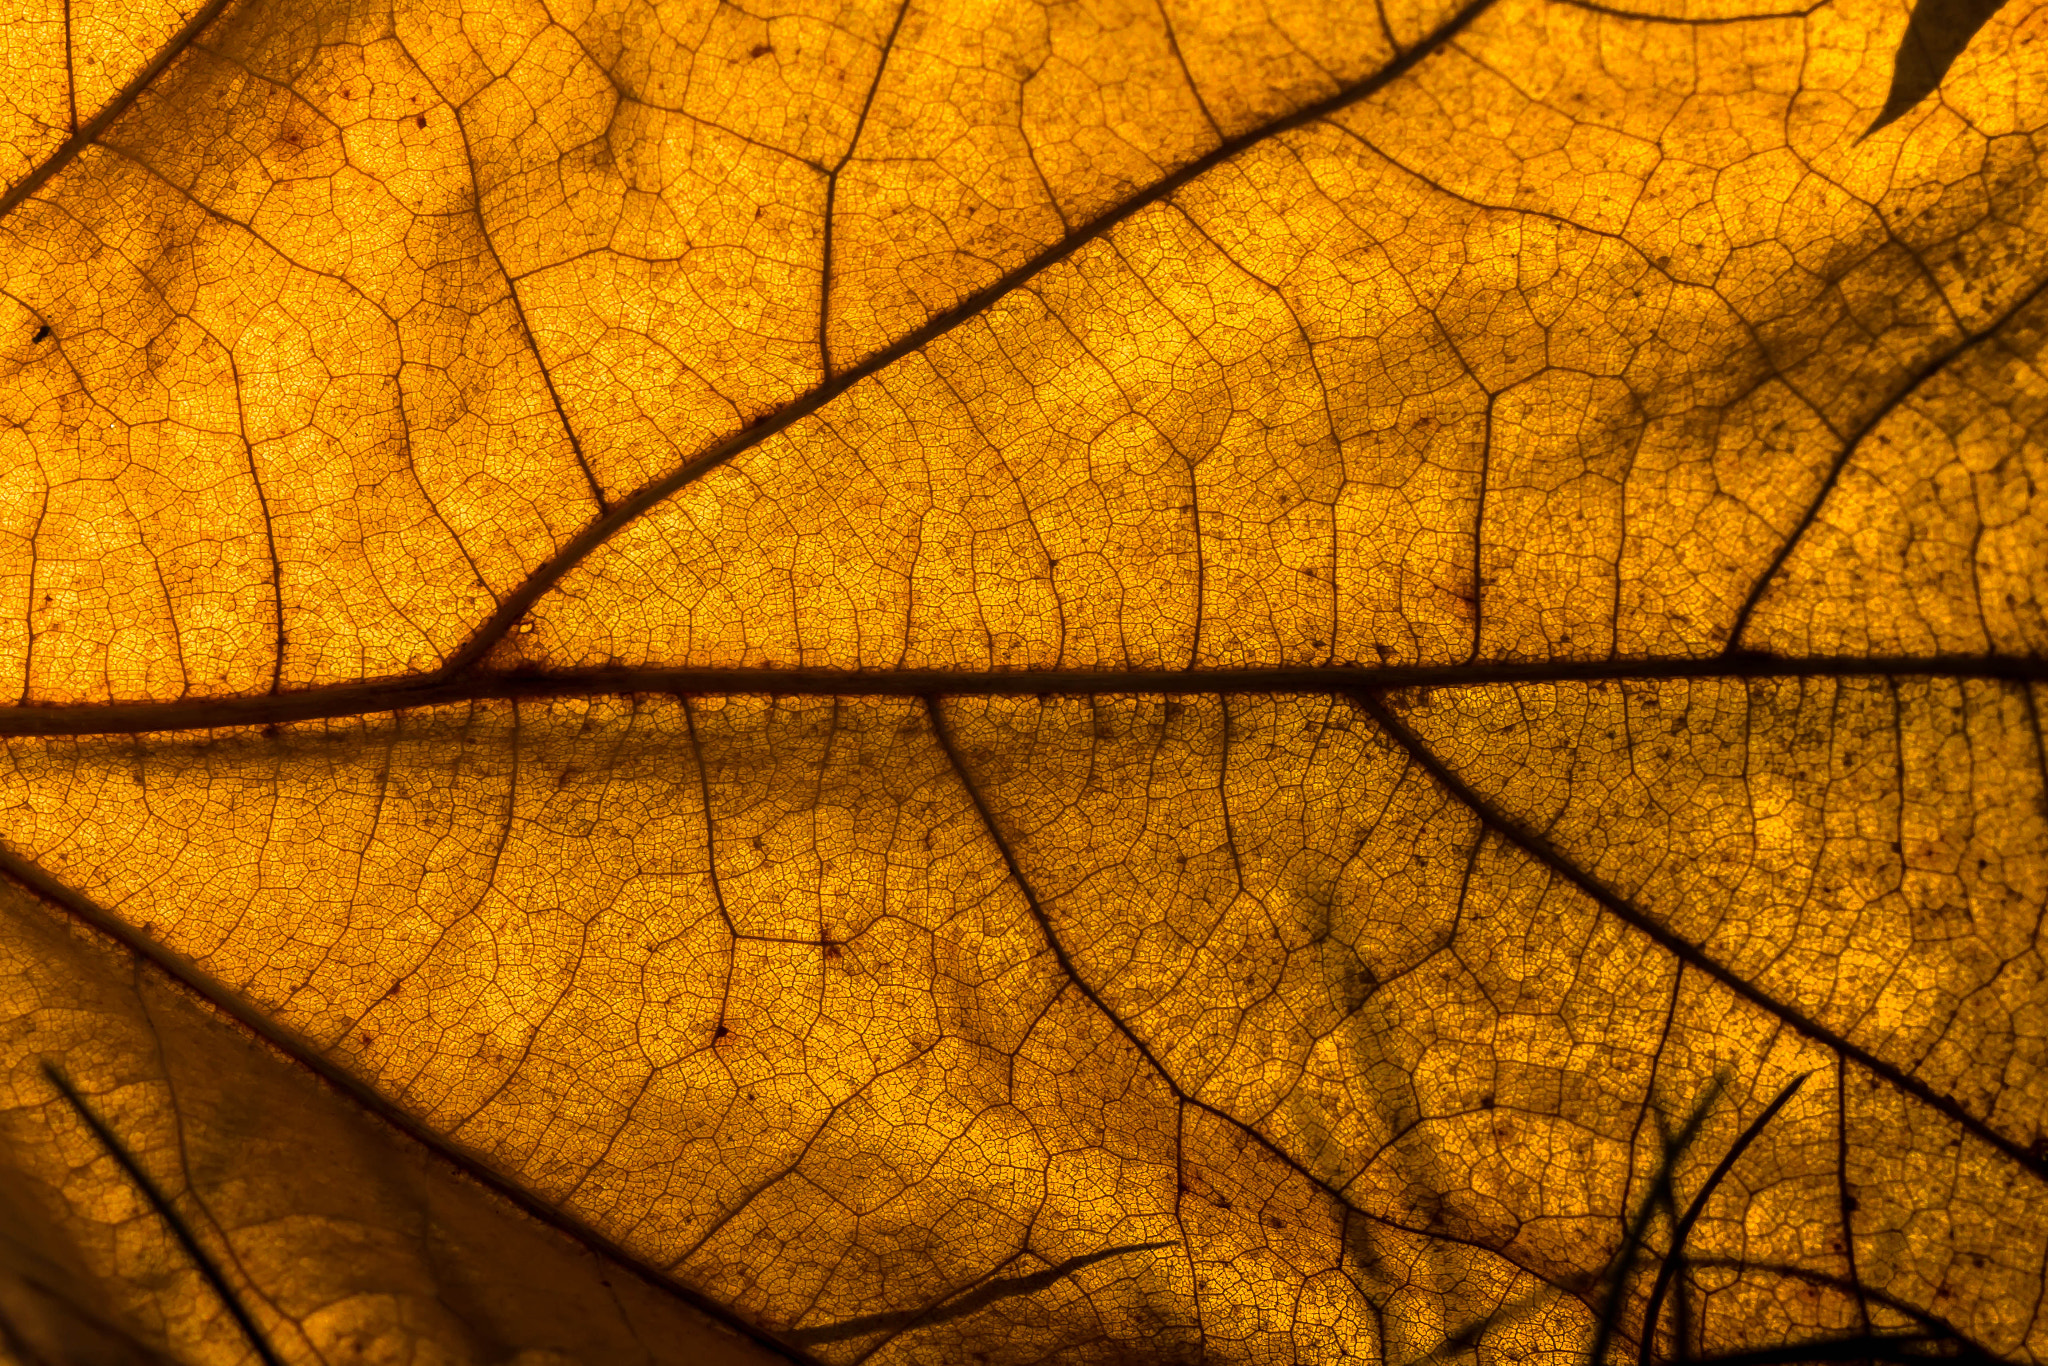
[0,0,2042,1360]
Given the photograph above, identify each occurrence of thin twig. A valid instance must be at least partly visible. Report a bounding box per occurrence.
[1588,1076,1727,1366]
[1637,1074,1814,1366]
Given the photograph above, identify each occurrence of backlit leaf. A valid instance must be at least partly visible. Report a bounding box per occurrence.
[0,0,2044,1360]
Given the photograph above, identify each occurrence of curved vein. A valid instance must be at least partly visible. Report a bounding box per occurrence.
[1725,270,2048,650]
[1349,689,2048,1185]
[923,694,1618,1329]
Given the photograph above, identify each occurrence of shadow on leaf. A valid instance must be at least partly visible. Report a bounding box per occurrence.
[39,1063,280,1366]
[1405,1072,2013,1366]
[786,1240,1179,1350]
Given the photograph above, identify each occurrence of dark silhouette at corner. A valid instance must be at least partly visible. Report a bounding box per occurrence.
[1864,0,2011,138]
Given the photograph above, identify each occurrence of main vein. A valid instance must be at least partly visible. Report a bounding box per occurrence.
[0,653,2038,737]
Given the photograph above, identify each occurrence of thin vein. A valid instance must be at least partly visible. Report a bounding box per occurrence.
[925,699,1400,1223]
[788,1242,1177,1346]
[1835,1061,1874,1341]
[922,692,1624,1325]
[1548,0,1828,21]
[1156,0,1223,140]
[222,350,286,694]
[819,0,913,378]
[1637,1073,1813,1366]
[61,0,76,132]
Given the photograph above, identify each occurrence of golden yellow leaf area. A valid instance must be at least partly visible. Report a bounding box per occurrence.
[0,0,2041,1359]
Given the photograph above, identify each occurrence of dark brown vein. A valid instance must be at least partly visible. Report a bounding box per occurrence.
[1637,1073,1812,1366]
[818,0,913,379]
[1835,1061,1875,1344]
[0,0,238,223]
[1683,1260,2004,1357]
[1725,270,2048,650]
[430,0,1504,680]
[923,694,1619,1322]
[41,1061,283,1366]
[61,0,76,133]
[1351,690,2048,1186]
[928,699,1378,1217]
[0,652,2041,737]
[1547,0,1829,22]
[1156,0,1224,140]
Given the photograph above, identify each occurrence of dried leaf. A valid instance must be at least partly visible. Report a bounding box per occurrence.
[0,0,2044,1360]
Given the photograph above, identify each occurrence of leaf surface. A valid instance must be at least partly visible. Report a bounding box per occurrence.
[0,0,2045,1360]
